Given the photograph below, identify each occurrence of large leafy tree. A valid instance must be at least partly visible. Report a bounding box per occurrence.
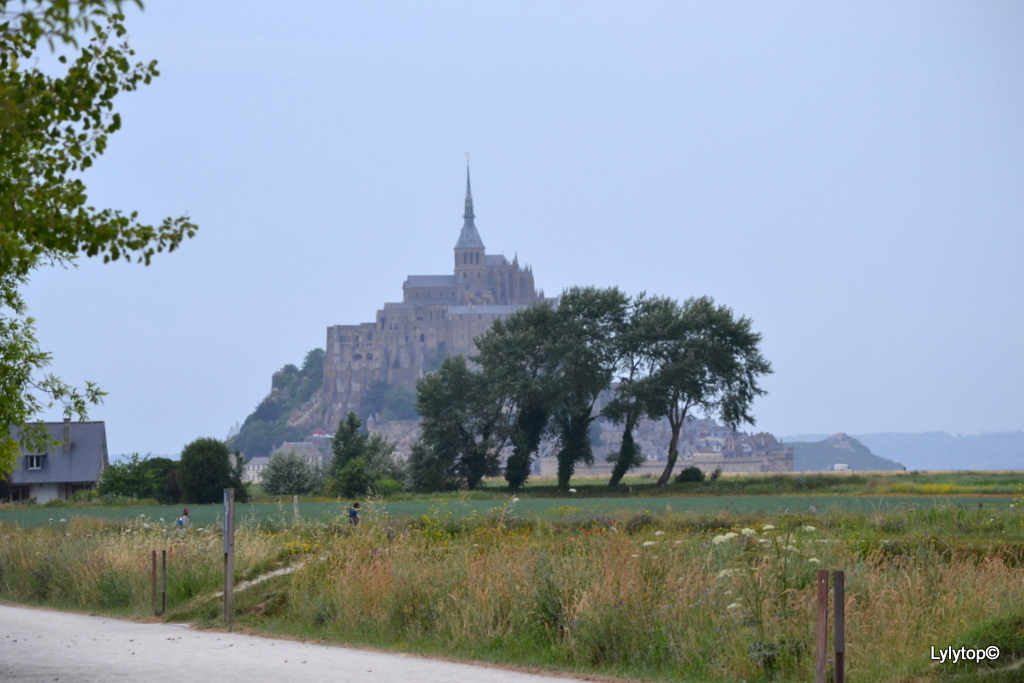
[179,437,247,504]
[327,412,399,496]
[544,287,628,488]
[638,296,773,486]
[0,0,196,476]
[411,355,503,491]
[474,302,558,489]
[602,293,680,486]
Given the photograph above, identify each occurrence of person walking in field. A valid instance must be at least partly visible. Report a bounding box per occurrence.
[348,502,360,526]
[177,508,190,530]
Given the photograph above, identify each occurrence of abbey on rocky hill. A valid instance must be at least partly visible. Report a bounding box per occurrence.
[321,167,544,427]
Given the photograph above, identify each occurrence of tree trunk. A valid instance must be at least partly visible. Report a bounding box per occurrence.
[556,412,592,489]
[657,425,681,486]
[608,416,639,487]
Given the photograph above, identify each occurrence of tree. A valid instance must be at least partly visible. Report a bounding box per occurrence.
[97,452,155,499]
[411,355,503,491]
[637,296,773,486]
[326,412,399,496]
[473,302,557,489]
[262,450,322,496]
[141,455,180,503]
[603,294,679,486]
[0,0,196,476]
[544,287,628,488]
[179,437,247,504]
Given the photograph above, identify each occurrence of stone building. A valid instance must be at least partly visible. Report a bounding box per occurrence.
[322,168,543,427]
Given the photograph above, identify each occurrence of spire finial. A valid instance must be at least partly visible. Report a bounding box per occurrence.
[463,154,474,220]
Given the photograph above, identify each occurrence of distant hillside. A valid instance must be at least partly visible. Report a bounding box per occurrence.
[855,432,1024,471]
[789,434,904,472]
[783,431,1024,471]
[228,349,326,458]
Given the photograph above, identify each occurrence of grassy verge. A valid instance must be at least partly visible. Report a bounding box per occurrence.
[3,499,1024,682]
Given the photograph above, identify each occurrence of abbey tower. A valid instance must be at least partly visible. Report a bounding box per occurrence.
[321,168,544,427]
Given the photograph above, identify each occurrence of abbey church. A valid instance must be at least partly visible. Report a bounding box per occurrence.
[321,169,544,427]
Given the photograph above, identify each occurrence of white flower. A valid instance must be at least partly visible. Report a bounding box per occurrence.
[802,525,817,532]
[59,518,66,523]
[569,488,577,493]
[654,530,665,536]
[511,497,519,503]
[712,532,739,545]
[785,545,798,552]
[740,528,757,536]
[674,540,682,545]
[716,569,735,578]
[808,558,821,564]
[642,541,656,547]
[726,602,742,611]
[761,524,776,531]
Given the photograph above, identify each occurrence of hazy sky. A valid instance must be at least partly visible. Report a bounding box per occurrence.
[25,1,1024,458]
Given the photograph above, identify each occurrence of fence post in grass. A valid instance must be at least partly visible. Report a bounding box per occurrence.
[834,570,845,683]
[161,549,167,616]
[150,550,157,617]
[223,487,236,626]
[293,495,300,525]
[816,569,828,683]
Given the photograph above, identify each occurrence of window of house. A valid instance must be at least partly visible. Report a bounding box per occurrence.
[25,454,44,470]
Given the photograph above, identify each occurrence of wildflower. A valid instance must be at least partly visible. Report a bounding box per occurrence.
[654,530,665,536]
[511,497,519,503]
[808,558,821,564]
[59,519,66,523]
[785,545,798,552]
[569,488,577,493]
[642,541,656,547]
[761,524,776,531]
[726,602,742,611]
[716,569,735,578]
[802,525,817,532]
[740,528,757,536]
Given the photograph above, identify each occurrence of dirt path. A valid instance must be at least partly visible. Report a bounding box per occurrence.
[0,604,587,683]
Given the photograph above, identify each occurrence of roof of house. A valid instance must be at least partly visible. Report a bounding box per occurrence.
[7,421,109,485]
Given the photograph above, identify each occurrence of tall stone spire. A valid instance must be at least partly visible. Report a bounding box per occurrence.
[455,162,485,250]
[463,165,475,220]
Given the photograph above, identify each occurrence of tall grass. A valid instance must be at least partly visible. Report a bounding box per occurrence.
[2,504,1023,681]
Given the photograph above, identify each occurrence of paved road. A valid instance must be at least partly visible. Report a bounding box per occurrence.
[0,604,589,683]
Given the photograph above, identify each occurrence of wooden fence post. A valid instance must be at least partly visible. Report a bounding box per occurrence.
[834,570,845,683]
[223,488,236,626]
[150,550,157,617]
[816,569,828,683]
[160,549,167,616]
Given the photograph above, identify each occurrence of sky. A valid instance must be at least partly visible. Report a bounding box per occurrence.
[24,1,1024,458]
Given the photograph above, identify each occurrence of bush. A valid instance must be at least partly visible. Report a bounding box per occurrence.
[334,457,373,498]
[180,437,249,504]
[675,466,705,483]
[262,451,322,496]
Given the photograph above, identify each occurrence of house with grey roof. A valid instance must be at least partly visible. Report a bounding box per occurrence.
[2,419,109,503]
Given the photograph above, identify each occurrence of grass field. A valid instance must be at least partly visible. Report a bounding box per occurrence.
[0,494,1016,529]
[3,472,1023,682]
